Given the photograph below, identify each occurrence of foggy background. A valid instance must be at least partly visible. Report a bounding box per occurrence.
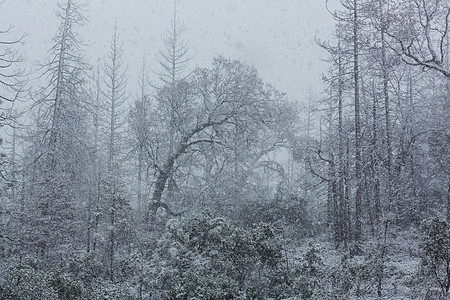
[2,0,334,103]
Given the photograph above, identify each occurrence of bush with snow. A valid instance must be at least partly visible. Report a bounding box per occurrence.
[419,217,449,298]
[147,211,298,299]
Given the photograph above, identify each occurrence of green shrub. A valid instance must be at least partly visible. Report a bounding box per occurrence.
[239,183,312,239]
[48,268,85,300]
[419,217,450,298]
[148,211,295,299]
[0,263,58,299]
[0,260,92,300]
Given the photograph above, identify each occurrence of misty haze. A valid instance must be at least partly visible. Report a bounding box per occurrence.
[0,0,449,299]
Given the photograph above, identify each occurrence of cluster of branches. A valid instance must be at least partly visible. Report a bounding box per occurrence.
[310,0,449,251]
[0,1,297,286]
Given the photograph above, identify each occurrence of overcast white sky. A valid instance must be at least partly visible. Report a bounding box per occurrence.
[1,0,336,103]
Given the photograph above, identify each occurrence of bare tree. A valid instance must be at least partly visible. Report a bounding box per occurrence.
[327,0,365,247]
[317,23,354,248]
[0,17,25,203]
[157,5,191,86]
[36,0,89,165]
[0,25,25,108]
[103,21,127,169]
[387,0,450,78]
[142,57,288,218]
[155,5,193,207]
[86,66,102,256]
[129,58,151,215]
[22,0,90,260]
[101,21,129,281]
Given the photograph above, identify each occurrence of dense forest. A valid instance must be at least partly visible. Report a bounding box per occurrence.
[0,0,449,299]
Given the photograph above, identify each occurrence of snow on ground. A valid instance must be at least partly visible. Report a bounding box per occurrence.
[287,226,435,299]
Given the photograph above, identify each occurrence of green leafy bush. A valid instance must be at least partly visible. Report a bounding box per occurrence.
[148,211,295,299]
[0,263,58,299]
[419,217,449,298]
[296,243,326,299]
[239,183,312,239]
[0,262,88,299]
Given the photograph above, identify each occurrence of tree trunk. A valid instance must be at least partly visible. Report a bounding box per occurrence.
[381,9,392,220]
[353,0,362,245]
[447,180,450,223]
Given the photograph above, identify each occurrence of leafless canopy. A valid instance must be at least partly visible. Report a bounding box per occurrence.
[0,25,26,107]
[387,0,450,78]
